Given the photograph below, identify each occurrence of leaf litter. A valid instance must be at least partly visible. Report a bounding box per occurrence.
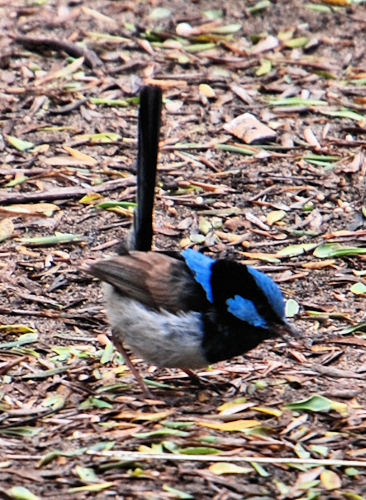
[0,0,366,498]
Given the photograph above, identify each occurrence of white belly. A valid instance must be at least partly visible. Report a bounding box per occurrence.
[104,284,207,368]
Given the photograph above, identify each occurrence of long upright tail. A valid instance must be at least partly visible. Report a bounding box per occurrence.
[131,85,162,251]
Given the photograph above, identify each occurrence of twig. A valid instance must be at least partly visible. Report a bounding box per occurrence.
[12,35,102,69]
[87,450,366,468]
[0,178,135,204]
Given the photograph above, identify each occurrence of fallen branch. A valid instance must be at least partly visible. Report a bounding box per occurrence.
[12,35,102,69]
[86,450,366,468]
[0,178,135,204]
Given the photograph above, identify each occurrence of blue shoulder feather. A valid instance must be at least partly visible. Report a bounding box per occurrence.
[247,266,285,319]
[226,295,267,327]
[181,249,214,302]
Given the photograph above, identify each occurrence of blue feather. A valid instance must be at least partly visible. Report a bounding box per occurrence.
[247,266,285,319]
[226,295,267,328]
[181,249,214,302]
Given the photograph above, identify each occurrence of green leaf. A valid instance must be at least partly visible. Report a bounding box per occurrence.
[313,243,366,258]
[217,143,256,156]
[68,482,114,493]
[96,201,136,209]
[22,367,68,380]
[74,465,99,483]
[342,493,366,500]
[163,421,194,430]
[256,59,272,76]
[0,332,38,349]
[267,97,328,107]
[149,7,171,19]
[18,232,84,246]
[321,107,365,121]
[306,3,332,13]
[73,132,121,143]
[302,154,340,165]
[133,429,189,438]
[284,395,332,412]
[178,447,221,455]
[7,486,39,500]
[276,243,318,258]
[250,461,269,477]
[80,397,113,409]
[42,394,65,410]
[350,282,366,295]
[212,24,242,35]
[7,136,34,151]
[0,426,42,437]
[248,0,271,14]
[90,97,130,107]
[285,299,300,318]
[186,43,216,53]
[100,341,115,364]
[203,9,223,20]
[162,484,194,499]
[338,322,366,335]
[284,37,309,48]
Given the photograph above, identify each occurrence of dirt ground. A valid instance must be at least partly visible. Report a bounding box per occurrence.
[0,0,366,499]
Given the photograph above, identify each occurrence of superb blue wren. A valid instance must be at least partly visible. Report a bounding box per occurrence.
[85,86,297,395]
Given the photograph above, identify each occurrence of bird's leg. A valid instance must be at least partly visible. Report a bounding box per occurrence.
[182,368,202,382]
[182,368,238,393]
[112,334,152,398]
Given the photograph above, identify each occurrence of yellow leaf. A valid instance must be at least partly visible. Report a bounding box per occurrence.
[252,406,282,418]
[115,410,174,421]
[239,251,280,263]
[0,218,14,242]
[301,259,336,269]
[320,469,342,490]
[44,157,93,167]
[330,401,348,417]
[209,463,252,475]
[63,146,98,166]
[267,210,286,226]
[321,0,350,4]
[197,419,259,431]
[199,83,216,98]
[0,203,59,217]
[217,398,248,415]
[79,193,102,204]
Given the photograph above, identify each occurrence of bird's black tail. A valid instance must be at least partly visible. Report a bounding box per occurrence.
[131,85,162,252]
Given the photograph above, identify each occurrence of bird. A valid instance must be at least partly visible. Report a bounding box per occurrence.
[85,85,298,396]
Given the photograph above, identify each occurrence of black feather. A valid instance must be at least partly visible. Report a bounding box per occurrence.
[132,85,162,252]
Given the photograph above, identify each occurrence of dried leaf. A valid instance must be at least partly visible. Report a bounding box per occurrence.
[7,486,39,500]
[0,203,59,217]
[209,463,252,475]
[197,419,260,431]
[162,485,194,499]
[199,83,216,98]
[320,469,342,490]
[224,113,276,144]
[267,210,286,226]
[0,218,14,241]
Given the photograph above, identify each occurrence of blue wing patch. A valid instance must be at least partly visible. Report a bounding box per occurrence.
[226,295,267,328]
[247,266,285,319]
[181,248,214,302]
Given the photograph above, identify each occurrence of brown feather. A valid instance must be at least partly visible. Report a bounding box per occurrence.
[87,251,207,313]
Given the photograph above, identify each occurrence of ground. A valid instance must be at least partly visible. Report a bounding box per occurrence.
[0,0,366,499]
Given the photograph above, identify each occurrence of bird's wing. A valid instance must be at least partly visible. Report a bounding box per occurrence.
[87,251,207,313]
